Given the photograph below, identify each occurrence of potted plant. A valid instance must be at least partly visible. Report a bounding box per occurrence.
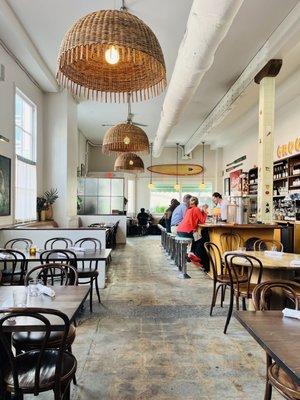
[44,188,58,220]
[37,197,47,221]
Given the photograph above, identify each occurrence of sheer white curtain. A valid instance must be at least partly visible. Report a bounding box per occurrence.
[15,156,36,222]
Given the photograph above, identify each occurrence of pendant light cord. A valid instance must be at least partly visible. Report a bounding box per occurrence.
[150,143,153,183]
[176,143,179,185]
[202,141,205,184]
[127,92,132,123]
[120,0,127,11]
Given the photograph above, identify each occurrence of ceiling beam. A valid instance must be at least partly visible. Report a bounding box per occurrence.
[184,3,300,155]
[0,0,59,92]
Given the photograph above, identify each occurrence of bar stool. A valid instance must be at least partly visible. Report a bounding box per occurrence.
[169,234,177,265]
[166,233,173,259]
[175,237,193,279]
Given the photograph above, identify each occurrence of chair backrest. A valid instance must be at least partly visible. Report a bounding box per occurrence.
[204,242,223,279]
[89,223,103,228]
[253,239,283,252]
[39,249,77,268]
[0,307,70,397]
[4,238,33,251]
[220,232,242,252]
[252,280,300,311]
[74,237,101,251]
[25,263,78,286]
[0,249,27,285]
[224,253,263,298]
[44,237,73,250]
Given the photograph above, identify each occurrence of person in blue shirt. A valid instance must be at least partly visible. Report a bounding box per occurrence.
[170,194,192,234]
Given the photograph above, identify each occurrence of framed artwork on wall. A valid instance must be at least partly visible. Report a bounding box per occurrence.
[230,169,242,196]
[0,155,11,216]
[224,177,230,196]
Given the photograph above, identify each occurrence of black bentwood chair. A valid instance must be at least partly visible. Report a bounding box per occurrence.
[0,307,77,400]
[0,249,27,286]
[44,237,73,250]
[74,238,102,311]
[4,238,33,251]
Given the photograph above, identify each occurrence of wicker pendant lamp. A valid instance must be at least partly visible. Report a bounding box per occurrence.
[114,153,144,172]
[57,1,166,102]
[102,94,149,154]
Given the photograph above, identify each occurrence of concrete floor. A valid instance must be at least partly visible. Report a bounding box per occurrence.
[34,237,281,399]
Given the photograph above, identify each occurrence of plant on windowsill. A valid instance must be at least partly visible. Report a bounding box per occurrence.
[44,188,59,220]
[37,197,47,222]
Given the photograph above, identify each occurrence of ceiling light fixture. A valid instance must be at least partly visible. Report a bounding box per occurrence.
[102,93,149,153]
[114,152,144,172]
[57,0,166,102]
[174,143,180,191]
[199,141,206,190]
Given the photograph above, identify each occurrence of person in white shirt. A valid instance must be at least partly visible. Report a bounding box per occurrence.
[212,192,228,222]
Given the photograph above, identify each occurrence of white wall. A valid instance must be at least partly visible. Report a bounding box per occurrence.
[0,45,44,226]
[78,130,87,171]
[222,94,300,178]
[43,91,78,227]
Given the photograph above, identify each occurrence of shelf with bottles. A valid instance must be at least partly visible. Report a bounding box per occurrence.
[274,159,289,180]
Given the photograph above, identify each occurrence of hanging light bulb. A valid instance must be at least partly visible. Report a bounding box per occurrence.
[129,159,134,166]
[105,45,120,65]
[199,141,206,190]
[123,136,131,145]
[148,142,155,190]
[174,143,180,191]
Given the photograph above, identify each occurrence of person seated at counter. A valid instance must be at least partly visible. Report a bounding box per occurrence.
[170,194,192,234]
[177,196,209,270]
[212,192,228,222]
[164,199,180,233]
[137,208,150,235]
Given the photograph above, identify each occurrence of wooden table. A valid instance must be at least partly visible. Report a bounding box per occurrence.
[0,285,89,331]
[0,249,112,289]
[235,310,300,385]
[224,250,300,281]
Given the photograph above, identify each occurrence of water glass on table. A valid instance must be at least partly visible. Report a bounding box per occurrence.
[28,278,43,297]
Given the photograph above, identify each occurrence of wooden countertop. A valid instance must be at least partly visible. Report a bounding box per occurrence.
[198,223,279,229]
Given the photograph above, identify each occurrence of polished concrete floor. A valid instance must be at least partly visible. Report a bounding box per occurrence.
[32,237,281,399]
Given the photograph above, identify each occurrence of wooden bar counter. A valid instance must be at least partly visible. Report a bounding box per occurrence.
[198,223,280,252]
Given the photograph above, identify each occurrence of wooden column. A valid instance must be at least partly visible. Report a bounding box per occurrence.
[255,60,282,223]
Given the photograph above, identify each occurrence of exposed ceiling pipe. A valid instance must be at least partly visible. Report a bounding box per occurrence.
[152,0,243,158]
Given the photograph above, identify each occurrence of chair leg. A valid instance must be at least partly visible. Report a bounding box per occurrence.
[242,297,247,311]
[221,285,227,307]
[264,354,273,400]
[95,276,101,304]
[62,383,71,400]
[210,280,217,316]
[235,296,240,311]
[224,286,234,334]
[89,279,93,313]
[68,346,77,386]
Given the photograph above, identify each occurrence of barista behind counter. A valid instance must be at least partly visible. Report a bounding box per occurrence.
[212,192,229,222]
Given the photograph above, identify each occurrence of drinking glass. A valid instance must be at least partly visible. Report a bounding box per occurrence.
[28,279,42,297]
[271,245,277,252]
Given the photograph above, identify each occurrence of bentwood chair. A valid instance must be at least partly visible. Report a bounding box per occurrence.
[0,308,77,400]
[4,238,33,251]
[44,237,73,250]
[0,249,27,285]
[74,238,102,311]
[204,242,231,315]
[12,264,79,386]
[223,253,263,334]
[254,239,284,252]
[252,280,300,400]
[220,232,243,252]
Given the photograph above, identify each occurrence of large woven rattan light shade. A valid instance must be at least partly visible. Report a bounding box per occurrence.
[102,123,149,154]
[57,9,166,102]
[114,153,144,172]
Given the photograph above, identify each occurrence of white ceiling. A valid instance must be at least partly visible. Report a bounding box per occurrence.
[4,0,300,147]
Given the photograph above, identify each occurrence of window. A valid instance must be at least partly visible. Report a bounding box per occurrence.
[15,89,37,222]
[150,182,213,214]
[77,178,124,215]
